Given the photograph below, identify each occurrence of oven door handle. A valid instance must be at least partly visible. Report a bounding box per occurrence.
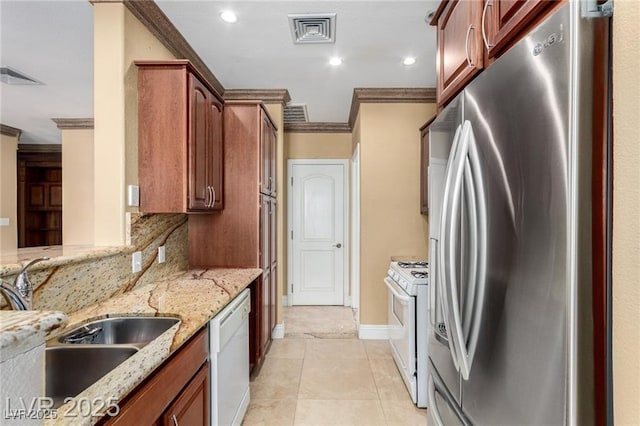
[384,277,412,304]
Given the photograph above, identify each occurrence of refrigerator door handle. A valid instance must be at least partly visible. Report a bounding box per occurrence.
[442,121,488,380]
[465,124,488,376]
[439,123,465,371]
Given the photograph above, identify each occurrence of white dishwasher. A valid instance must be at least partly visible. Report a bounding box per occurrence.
[209,288,251,426]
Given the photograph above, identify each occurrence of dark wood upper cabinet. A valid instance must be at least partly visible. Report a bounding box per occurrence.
[432,0,559,107]
[260,113,277,196]
[136,60,223,213]
[434,0,484,107]
[484,0,555,58]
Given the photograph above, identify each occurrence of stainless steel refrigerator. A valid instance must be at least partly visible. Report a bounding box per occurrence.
[427,2,611,424]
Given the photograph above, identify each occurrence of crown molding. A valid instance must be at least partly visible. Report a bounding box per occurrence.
[284,122,351,133]
[52,118,95,130]
[1,124,21,139]
[113,0,225,97]
[348,87,437,129]
[224,89,291,105]
[17,144,62,153]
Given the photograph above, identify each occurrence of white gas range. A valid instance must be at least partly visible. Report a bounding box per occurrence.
[384,260,429,408]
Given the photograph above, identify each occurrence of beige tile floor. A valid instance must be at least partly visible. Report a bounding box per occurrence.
[243,306,427,426]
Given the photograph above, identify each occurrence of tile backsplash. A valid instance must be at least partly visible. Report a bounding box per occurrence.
[0,213,188,313]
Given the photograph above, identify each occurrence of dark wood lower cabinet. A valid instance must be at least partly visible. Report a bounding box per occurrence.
[161,365,209,426]
[102,328,209,425]
[249,275,273,376]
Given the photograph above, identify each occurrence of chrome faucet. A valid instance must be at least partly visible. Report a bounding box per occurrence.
[0,257,49,310]
[0,280,30,310]
[14,257,49,307]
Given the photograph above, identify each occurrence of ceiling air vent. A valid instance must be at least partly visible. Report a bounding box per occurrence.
[284,104,309,124]
[0,67,43,85]
[288,13,336,44]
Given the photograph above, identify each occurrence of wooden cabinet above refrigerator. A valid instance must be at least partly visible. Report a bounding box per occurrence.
[431,0,559,107]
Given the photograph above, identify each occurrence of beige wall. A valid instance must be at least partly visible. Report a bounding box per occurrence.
[612,2,640,424]
[62,129,94,245]
[265,103,285,325]
[93,3,174,246]
[286,132,353,159]
[0,134,18,251]
[358,103,436,325]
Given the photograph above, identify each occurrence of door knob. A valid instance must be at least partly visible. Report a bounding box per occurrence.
[333,243,342,248]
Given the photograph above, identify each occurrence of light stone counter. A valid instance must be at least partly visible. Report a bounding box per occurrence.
[0,245,129,277]
[45,267,262,426]
[0,311,68,361]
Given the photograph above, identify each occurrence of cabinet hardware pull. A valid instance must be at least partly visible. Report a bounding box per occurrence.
[482,0,494,50]
[172,414,179,426]
[333,243,342,248]
[465,24,475,67]
[211,186,216,207]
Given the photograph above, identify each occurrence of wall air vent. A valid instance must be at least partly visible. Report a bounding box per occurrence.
[0,67,43,85]
[288,13,336,44]
[284,103,309,124]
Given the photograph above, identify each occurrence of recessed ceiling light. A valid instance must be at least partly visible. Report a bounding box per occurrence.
[329,57,342,66]
[403,57,416,66]
[220,10,237,23]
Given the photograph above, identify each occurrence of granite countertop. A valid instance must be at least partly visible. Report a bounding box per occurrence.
[44,267,262,426]
[0,311,68,361]
[0,245,129,277]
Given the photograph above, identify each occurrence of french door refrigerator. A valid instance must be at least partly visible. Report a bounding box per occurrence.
[427,2,610,425]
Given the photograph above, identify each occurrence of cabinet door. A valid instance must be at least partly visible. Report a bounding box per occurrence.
[162,364,209,426]
[260,112,272,195]
[260,270,272,354]
[484,0,553,58]
[259,196,270,272]
[269,198,277,336]
[209,98,224,210]
[436,0,484,106]
[188,74,210,211]
[268,123,277,196]
[420,125,430,215]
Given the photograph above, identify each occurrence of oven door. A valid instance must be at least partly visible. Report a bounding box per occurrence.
[385,276,416,381]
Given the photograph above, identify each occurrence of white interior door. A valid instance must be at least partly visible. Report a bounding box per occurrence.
[289,160,347,305]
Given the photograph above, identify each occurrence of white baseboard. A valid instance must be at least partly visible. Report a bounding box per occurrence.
[357,324,389,340]
[272,323,285,339]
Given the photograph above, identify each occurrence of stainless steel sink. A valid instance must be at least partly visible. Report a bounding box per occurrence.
[58,316,180,346]
[45,346,138,408]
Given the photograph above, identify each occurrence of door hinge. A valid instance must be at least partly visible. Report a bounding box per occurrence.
[290,230,293,240]
[291,176,293,186]
[581,0,613,18]
[291,284,293,293]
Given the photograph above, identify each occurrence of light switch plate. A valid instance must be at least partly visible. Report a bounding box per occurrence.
[132,251,142,273]
[158,246,166,264]
[127,185,140,207]
[0,218,9,226]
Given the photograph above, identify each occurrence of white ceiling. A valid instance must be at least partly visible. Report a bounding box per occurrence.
[0,0,437,144]
[0,0,94,144]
